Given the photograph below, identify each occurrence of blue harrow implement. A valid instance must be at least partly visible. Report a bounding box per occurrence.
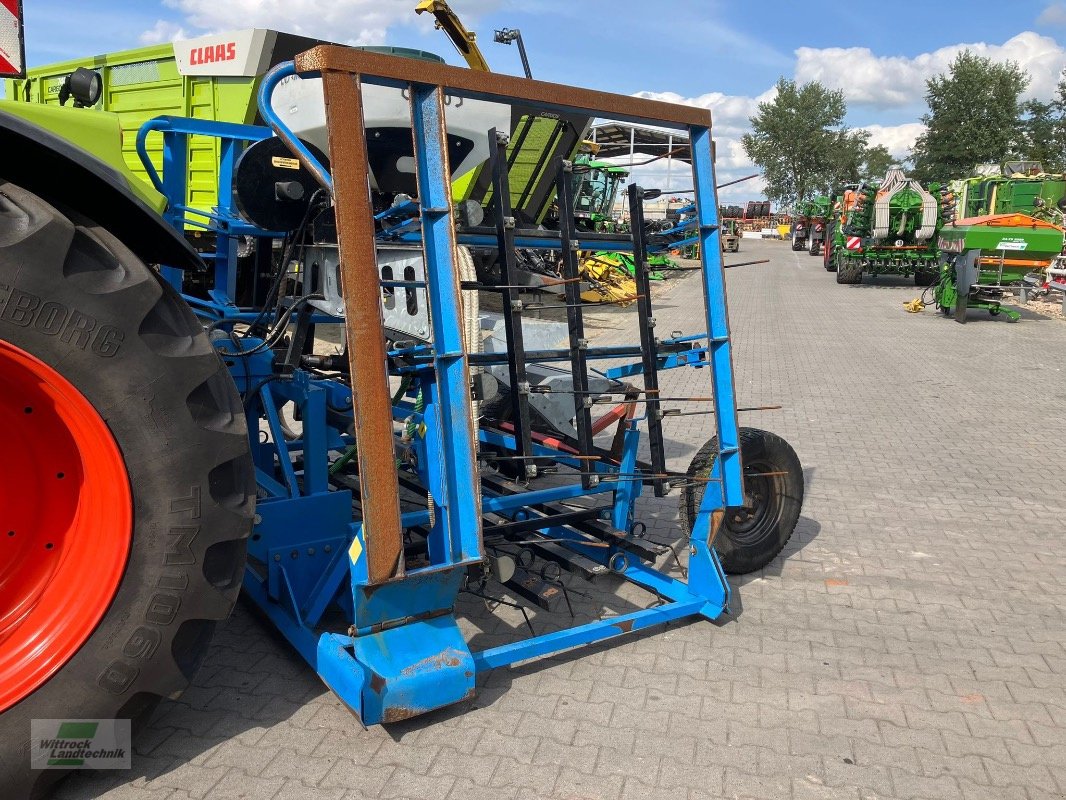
[147,46,803,724]
[0,44,803,796]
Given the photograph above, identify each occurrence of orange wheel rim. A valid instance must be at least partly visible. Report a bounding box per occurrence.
[0,340,132,711]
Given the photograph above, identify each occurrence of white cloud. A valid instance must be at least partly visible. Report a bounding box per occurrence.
[624,88,776,201]
[795,32,1066,109]
[633,31,1066,199]
[1038,2,1066,26]
[621,89,779,203]
[862,123,925,159]
[140,19,188,45]
[633,88,776,139]
[160,0,501,46]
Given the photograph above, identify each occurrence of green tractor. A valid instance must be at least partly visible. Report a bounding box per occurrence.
[934,213,1065,322]
[822,185,854,272]
[570,147,627,232]
[789,195,830,255]
[828,169,947,285]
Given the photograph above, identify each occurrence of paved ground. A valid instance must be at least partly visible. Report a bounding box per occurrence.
[61,237,1066,800]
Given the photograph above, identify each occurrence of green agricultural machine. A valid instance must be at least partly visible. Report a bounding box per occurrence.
[3,30,355,216]
[821,185,853,272]
[3,27,595,296]
[789,195,830,255]
[953,161,1066,221]
[827,169,948,285]
[570,147,627,232]
[934,213,1066,322]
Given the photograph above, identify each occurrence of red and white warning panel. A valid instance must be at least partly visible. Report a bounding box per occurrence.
[845,236,862,251]
[0,0,24,78]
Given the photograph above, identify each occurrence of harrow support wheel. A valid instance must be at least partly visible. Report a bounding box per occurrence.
[679,428,804,574]
[0,182,254,798]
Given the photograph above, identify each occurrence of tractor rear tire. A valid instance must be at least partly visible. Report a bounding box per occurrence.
[0,181,254,799]
[836,253,862,284]
[678,428,804,574]
[809,241,820,256]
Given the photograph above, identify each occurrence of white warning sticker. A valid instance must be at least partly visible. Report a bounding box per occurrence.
[994,239,1028,251]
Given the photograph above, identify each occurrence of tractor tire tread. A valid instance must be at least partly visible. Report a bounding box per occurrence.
[0,181,254,800]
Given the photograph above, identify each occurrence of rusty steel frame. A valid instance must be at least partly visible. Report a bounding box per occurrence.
[320,70,406,584]
[294,46,710,130]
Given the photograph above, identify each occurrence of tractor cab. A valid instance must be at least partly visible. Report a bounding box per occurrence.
[570,142,627,231]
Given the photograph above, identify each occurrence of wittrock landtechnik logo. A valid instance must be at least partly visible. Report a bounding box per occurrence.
[30,720,131,769]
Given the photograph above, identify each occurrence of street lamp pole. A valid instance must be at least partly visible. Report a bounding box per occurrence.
[493,28,532,79]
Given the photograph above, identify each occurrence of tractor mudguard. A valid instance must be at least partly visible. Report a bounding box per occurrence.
[0,108,202,273]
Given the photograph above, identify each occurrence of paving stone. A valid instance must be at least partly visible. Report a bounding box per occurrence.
[271,782,348,800]
[200,769,285,799]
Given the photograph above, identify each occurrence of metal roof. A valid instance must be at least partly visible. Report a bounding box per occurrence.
[589,121,692,163]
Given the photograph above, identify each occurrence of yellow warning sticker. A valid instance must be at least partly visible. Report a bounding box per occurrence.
[348,536,364,563]
[271,155,301,170]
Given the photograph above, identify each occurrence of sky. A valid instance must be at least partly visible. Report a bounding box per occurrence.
[16,0,1066,205]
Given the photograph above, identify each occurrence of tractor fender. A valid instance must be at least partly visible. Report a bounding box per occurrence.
[0,108,202,273]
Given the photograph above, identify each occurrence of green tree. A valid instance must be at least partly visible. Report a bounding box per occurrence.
[742,78,870,206]
[1021,98,1061,171]
[860,144,895,180]
[824,128,870,195]
[910,51,1030,182]
[1019,71,1066,172]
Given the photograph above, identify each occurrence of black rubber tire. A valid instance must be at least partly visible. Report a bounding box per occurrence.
[0,182,254,799]
[678,428,804,574]
[791,237,804,251]
[836,252,862,284]
[809,241,820,256]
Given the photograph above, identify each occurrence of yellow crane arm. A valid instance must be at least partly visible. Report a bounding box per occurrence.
[415,0,491,72]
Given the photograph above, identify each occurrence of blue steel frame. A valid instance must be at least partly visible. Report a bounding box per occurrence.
[146,49,745,726]
[137,117,273,310]
[135,116,339,328]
